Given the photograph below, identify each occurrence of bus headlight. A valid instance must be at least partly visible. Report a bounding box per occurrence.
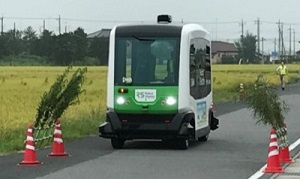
[116,97,126,105]
[166,97,176,105]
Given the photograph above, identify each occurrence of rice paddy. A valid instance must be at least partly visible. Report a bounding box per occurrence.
[1,64,300,154]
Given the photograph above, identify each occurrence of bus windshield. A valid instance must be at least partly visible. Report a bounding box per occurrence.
[114,37,180,86]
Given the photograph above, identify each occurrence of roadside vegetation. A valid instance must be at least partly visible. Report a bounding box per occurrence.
[0,66,107,154]
[1,64,300,154]
[212,64,300,103]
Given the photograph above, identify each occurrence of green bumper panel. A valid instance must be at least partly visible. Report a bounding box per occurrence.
[114,86,178,114]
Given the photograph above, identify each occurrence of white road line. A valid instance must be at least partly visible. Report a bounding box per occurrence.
[289,138,300,151]
[248,137,300,179]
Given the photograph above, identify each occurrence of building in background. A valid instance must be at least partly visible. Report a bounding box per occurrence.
[87,28,111,39]
[211,41,238,64]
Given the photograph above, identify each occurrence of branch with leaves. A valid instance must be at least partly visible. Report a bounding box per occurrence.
[34,66,87,128]
[244,74,289,148]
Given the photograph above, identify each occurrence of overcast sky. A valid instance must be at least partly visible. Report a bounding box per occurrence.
[1,0,300,53]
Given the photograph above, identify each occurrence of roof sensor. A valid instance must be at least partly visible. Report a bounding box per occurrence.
[157,15,172,24]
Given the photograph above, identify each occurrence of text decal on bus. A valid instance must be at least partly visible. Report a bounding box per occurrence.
[135,89,157,102]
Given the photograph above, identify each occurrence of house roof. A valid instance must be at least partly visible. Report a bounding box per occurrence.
[87,29,111,38]
[211,41,238,54]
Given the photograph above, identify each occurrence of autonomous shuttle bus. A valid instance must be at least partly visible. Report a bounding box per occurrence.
[99,15,219,149]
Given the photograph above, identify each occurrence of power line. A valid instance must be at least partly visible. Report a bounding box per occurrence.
[5,16,55,20]
[0,15,299,51]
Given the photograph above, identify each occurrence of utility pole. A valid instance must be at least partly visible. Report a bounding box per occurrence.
[1,16,3,36]
[277,20,281,60]
[281,23,285,58]
[13,22,16,37]
[255,18,261,60]
[43,20,45,32]
[239,19,245,60]
[240,19,245,38]
[262,37,265,63]
[288,25,292,57]
[58,15,61,35]
[274,38,277,53]
[293,29,296,58]
[215,18,218,40]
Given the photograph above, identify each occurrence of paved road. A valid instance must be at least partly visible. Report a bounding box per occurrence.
[1,83,300,179]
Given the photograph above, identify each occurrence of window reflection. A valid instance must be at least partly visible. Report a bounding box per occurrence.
[190,39,211,99]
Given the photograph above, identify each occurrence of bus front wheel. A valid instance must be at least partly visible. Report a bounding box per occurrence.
[198,134,209,142]
[111,138,125,149]
[177,139,189,150]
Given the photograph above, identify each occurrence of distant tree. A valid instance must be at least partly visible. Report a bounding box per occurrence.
[6,30,24,55]
[52,33,77,65]
[73,27,88,62]
[22,26,38,54]
[88,37,109,65]
[0,29,24,61]
[37,30,55,57]
[0,35,8,58]
[235,33,257,63]
[50,28,89,65]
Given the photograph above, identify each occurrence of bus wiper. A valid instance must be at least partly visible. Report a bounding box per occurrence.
[132,35,155,42]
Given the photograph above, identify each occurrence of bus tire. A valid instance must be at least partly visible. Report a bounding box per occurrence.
[111,138,125,149]
[198,134,209,142]
[177,139,189,150]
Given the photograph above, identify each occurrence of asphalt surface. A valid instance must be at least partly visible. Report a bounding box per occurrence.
[0,83,300,179]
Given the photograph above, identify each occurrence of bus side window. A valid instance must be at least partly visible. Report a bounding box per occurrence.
[190,60,196,87]
[190,43,198,98]
[190,38,211,99]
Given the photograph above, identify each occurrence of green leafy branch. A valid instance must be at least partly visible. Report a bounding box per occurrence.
[34,66,87,128]
[244,74,289,129]
[244,74,290,148]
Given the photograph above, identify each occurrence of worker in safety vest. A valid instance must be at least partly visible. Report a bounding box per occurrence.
[276,61,288,90]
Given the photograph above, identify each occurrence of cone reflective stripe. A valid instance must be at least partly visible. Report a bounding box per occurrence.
[18,124,42,166]
[279,123,294,163]
[264,128,284,173]
[54,137,63,143]
[48,119,69,157]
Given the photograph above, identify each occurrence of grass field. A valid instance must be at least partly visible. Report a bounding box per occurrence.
[1,64,300,154]
[0,66,107,154]
[212,64,300,103]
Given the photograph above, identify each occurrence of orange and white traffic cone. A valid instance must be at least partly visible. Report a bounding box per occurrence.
[18,124,42,166]
[279,123,294,163]
[48,119,69,157]
[263,128,284,173]
[279,147,293,163]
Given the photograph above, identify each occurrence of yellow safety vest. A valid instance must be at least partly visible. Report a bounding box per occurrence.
[278,65,287,75]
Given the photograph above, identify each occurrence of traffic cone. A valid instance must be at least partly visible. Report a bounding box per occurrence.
[48,119,69,157]
[263,128,284,173]
[18,124,42,166]
[279,123,294,163]
[279,147,294,163]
